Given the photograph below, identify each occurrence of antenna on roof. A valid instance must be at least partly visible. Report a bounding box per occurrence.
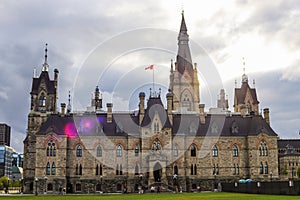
[67,90,71,114]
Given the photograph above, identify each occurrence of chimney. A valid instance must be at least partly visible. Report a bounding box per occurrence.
[139,92,145,125]
[263,108,270,125]
[107,103,113,123]
[61,103,66,117]
[199,104,205,124]
[166,91,173,125]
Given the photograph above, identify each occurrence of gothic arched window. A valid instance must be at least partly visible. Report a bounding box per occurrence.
[264,162,268,174]
[190,144,196,157]
[259,141,268,156]
[46,139,56,157]
[174,164,178,175]
[232,145,238,157]
[51,162,56,175]
[96,145,102,157]
[116,145,122,157]
[76,145,82,157]
[151,139,162,152]
[173,145,178,157]
[39,93,46,107]
[46,162,50,175]
[212,145,218,157]
[134,144,139,156]
[259,162,263,174]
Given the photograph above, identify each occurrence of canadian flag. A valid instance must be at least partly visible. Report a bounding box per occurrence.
[145,64,154,70]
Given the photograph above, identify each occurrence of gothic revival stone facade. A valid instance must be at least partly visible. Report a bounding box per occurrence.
[23,13,290,194]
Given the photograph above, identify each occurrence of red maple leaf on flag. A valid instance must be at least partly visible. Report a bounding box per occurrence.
[145,65,154,70]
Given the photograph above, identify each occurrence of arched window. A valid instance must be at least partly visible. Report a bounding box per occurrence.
[232,145,238,157]
[120,164,123,175]
[116,145,122,157]
[46,139,56,157]
[174,164,178,175]
[134,163,139,175]
[194,164,197,175]
[76,145,82,157]
[264,162,268,174]
[116,164,119,175]
[39,93,46,107]
[190,164,193,175]
[259,162,263,174]
[134,144,139,156]
[190,144,196,157]
[96,145,102,157]
[100,164,103,175]
[76,164,79,175]
[96,164,99,175]
[51,162,56,175]
[151,139,162,152]
[79,164,82,175]
[233,164,239,175]
[212,145,218,157]
[47,183,53,191]
[173,145,178,157]
[259,141,268,156]
[46,162,50,175]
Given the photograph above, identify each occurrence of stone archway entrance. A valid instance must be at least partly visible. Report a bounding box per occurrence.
[153,162,162,182]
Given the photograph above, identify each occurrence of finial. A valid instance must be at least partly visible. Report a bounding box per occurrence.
[67,90,71,114]
[159,88,161,96]
[150,88,152,97]
[45,43,48,64]
[253,79,256,87]
[42,43,49,72]
[235,79,237,88]
[242,57,246,74]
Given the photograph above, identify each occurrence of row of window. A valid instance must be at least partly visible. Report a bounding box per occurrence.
[189,163,239,176]
[259,161,269,174]
[46,162,56,175]
[46,140,268,159]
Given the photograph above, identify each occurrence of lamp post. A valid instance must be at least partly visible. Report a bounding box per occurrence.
[173,174,178,193]
[35,178,38,196]
[214,173,217,191]
[44,176,48,194]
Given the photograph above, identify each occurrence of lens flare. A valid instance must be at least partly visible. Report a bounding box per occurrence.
[64,123,78,139]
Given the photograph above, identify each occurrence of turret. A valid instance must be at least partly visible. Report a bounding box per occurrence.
[166,91,173,125]
[139,92,145,125]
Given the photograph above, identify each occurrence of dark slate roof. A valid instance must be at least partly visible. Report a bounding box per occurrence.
[235,82,259,104]
[36,112,140,137]
[278,139,300,149]
[141,97,172,129]
[173,114,277,137]
[31,71,56,94]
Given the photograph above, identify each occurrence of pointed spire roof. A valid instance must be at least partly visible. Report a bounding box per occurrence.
[180,10,187,32]
[176,11,193,76]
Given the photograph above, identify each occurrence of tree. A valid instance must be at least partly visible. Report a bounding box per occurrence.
[0,176,9,188]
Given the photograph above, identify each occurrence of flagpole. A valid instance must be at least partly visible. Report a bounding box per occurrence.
[153,66,155,97]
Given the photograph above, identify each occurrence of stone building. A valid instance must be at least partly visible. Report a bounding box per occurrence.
[23,12,285,194]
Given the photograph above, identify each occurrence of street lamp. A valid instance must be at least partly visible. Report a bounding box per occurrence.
[35,178,38,196]
[44,176,48,194]
[214,173,217,191]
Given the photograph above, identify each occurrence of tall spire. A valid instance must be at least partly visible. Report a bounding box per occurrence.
[177,11,193,76]
[42,43,49,72]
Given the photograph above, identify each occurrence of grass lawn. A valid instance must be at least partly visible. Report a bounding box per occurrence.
[0,192,298,200]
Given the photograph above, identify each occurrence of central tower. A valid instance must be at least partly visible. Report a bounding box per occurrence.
[169,11,200,112]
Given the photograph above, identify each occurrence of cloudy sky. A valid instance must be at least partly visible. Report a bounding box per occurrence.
[0,0,299,153]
